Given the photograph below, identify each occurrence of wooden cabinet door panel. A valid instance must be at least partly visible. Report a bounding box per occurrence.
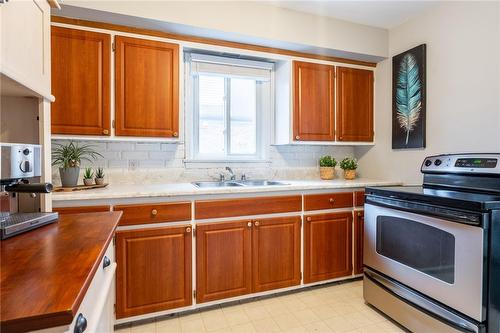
[115,36,179,137]
[336,67,374,142]
[304,212,352,283]
[116,226,192,318]
[293,61,335,141]
[354,210,364,275]
[196,221,252,303]
[252,216,301,292]
[53,205,111,215]
[51,27,111,135]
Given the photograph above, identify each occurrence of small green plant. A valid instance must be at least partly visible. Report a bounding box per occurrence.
[52,141,102,169]
[95,167,105,179]
[83,167,94,180]
[319,155,337,168]
[339,157,358,170]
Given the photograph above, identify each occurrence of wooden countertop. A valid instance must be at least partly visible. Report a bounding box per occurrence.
[0,211,122,333]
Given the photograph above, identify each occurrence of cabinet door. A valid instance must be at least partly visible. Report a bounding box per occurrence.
[115,226,192,318]
[115,36,179,138]
[354,210,364,275]
[252,216,301,292]
[336,67,374,142]
[51,26,111,135]
[196,221,252,303]
[304,212,352,283]
[293,61,335,141]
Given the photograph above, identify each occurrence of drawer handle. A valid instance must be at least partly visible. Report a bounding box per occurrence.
[247,222,253,228]
[329,198,335,203]
[306,217,312,222]
[103,256,111,269]
[254,221,260,226]
[186,227,191,233]
[151,209,158,216]
[74,313,87,333]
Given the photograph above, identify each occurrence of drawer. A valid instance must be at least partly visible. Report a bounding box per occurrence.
[195,195,302,220]
[354,191,365,207]
[114,202,191,226]
[304,192,353,211]
[53,205,112,215]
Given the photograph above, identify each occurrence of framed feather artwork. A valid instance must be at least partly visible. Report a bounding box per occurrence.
[392,44,426,149]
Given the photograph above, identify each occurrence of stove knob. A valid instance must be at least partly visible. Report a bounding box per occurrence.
[424,160,432,167]
[23,148,30,155]
[434,159,442,166]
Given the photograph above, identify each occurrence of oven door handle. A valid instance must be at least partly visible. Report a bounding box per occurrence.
[366,196,484,227]
[365,269,480,333]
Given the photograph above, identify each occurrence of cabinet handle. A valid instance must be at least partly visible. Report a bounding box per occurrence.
[306,217,312,222]
[151,209,158,216]
[186,227,191,233]
[74,313,87,333]
[295,135,300,140]
[247,222,253,228]
[102,256,111,269]
[329,198,335,203]
[357,212,362,217]
[102,129,109,135]
[254,221,260,226]
[173,132,178,137]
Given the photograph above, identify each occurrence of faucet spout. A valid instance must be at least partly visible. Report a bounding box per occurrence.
[225,167,236,180]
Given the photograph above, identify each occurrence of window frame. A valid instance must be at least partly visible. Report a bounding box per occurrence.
[186,52,273,163]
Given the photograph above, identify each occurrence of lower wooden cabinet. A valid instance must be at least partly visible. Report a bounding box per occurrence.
[115,226,192,318]
[354,210,365,275]
[196,217,301,303]
[304,212,352,283]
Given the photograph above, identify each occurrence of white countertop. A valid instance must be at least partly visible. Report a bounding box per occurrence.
[52,178,400,201]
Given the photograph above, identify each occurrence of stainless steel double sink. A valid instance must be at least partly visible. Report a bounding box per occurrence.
[192,180,290,188]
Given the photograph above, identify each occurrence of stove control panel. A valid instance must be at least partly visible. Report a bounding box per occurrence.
[421,153,500,174]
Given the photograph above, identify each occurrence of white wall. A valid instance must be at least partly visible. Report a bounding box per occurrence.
[356,1,500,184]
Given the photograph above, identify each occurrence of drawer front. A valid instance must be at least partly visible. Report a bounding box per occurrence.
[354,191,365,207]
[114,202,191,226]
[195,195,302,220]
[304,192,354,211]
[53,205,112,215]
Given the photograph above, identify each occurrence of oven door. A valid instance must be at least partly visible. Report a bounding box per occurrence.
[364,200,485,322]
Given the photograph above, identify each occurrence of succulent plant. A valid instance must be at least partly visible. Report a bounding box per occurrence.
[339,157,358,170]
[83,167,94,180]
[52,141,102,169]
[95,167,105,179]
[319,155,337,168]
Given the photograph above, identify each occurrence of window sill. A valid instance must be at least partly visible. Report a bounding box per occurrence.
[184,159,271,169]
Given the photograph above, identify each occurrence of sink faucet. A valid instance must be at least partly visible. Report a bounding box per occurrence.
[225,167,236,180]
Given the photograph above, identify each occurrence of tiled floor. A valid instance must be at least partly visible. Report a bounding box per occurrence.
[115,280,406,333]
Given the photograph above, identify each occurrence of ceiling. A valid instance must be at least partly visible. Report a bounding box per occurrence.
[269,1,438,29]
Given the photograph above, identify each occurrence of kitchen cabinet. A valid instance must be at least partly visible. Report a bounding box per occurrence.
[115,36,179,138]
[196,216,301,302]
[114,202,191,226]
[115,226,192,318]
[1,0,52,100]
[52,205,111,215]
[252,216,301,292]
[354,210,364,275]
[51,26,111,135]
[336,67,374,142]
[304,192,354,211]
[304,212,352,283]
[292,61,335,141]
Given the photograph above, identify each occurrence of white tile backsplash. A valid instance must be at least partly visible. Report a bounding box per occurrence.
[51,140,355,185]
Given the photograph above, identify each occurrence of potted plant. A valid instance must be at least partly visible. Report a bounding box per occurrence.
[95,167,105,185]
[319,155,337,180]
[83,167,94,186]
[52,142,102,187]
[340,157,358,180]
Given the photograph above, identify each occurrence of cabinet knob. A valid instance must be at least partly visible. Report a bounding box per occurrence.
[173,132,178,137]
[102,256,111,269]
[306,217,312,222]
[295,135,300,140]
[186,227,191,233]
[329,198,335,203]
[102,129,109,135]
[247,222,253,228]
[357,212,362,217]
[74,313,87,333]
[339,136,343,140]
[151,209,158,216]
[254,221,260,226]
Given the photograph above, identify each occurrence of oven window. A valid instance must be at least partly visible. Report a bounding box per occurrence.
[376,216,455,284]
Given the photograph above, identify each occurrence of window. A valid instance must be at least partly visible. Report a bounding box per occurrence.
[187,53,273,161]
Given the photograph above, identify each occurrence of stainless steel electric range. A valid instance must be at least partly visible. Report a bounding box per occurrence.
[363,153,500,333]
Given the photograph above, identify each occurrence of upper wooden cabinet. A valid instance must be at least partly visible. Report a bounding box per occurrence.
[293,61,335,141]
[115,36,179,138]
[336,67,374,142]
[51,27,111,135]
[115,226,192,318]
